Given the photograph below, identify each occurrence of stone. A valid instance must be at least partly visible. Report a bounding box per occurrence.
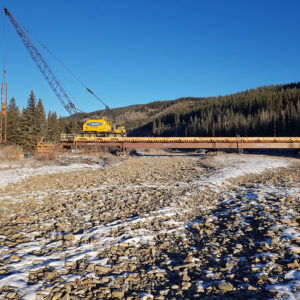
[257,273,268,281]
[52,292,63,300]
[184,255,193,263]
[44,269,58,281]
[64,233,74,241]
[111,291,124,298]
[217,282,233,292]
[196,283,205,293]
[171,284,179,289]
[94,265,111,274]
[10,254,20,261]
[101,276,110,283]
[6,292,17,299]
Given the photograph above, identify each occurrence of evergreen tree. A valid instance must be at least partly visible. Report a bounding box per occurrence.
[6,97,21,144]
[27,90,37,117]
[47,111,60,142]
[19,108,33,151]
[68,119,80,133]
[36,98,47,140]
[19,91,38,151]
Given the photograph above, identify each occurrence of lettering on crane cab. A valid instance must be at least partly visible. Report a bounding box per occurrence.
[87,122,102,127]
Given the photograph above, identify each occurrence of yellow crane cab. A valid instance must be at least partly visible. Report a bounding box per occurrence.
[82,119,126,137]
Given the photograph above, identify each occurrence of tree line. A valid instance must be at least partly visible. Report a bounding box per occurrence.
[6,90,80,151]
[5,83,300,151]
[149,83,300,138]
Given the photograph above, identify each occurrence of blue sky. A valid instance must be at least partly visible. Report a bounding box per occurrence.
[2,0,300,116]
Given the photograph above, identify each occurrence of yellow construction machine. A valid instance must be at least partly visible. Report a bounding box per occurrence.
[82,119,126,137]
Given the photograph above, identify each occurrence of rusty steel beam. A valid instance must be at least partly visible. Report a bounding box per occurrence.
[61,141,300,149]
[61,134,300,143]
[123,142,300,149]
[63,136,300,144]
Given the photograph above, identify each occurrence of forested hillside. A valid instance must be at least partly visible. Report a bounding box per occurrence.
[76,97,198,131]
[78,83,300,137]
[5,82,300,151]
[129,83,300,137]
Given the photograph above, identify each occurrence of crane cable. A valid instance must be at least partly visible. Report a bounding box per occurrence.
[22,26,109,111]
[3,10,7,78]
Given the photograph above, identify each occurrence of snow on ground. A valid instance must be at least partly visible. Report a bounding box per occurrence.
[0,154,290,190]
[0,154,298,299]
[0,163,103,189]
[210,154,290,185]
[0,206,185,299]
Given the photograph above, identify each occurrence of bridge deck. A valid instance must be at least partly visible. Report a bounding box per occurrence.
[61,136,300,150]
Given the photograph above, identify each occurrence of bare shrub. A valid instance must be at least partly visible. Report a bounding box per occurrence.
[0,145,23,162]
[34,150,58,161]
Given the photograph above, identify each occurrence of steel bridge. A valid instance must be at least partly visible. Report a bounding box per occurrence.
[61,135,300,151]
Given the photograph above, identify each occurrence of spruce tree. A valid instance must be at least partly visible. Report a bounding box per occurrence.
[36,98,47,140]
[19,91,38,151]
[68,119,80,133]
[7,97,21,144]
[19,108,33,151]
[47,111,60,142]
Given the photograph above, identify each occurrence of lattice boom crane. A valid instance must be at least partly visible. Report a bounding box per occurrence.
[4,8,127,137]
[4,8,81,115]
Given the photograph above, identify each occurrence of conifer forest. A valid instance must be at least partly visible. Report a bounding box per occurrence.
[5,83,300,151]
[149,83,300,138]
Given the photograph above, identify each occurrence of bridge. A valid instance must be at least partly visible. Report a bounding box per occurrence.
[60,135,300,152]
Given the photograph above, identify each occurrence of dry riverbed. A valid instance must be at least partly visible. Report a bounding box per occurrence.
[0,153,299,299]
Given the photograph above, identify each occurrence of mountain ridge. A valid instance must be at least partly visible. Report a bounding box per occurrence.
[68,82,300,137]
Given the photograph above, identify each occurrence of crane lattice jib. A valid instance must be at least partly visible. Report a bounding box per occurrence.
[4,8,80,115]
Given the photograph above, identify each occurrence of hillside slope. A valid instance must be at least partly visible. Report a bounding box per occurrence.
[69,82,300,137]
[75,97,199,131]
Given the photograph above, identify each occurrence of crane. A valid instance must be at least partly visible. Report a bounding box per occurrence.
[4,7,97,115]
[4,7,126,137]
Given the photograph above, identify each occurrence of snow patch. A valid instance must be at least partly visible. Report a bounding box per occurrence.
[0,163,103,188]
[209,155,290,186]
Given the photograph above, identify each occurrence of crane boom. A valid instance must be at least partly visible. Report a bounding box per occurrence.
[4,8,81,115]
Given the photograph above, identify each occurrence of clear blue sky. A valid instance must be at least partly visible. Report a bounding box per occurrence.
[2,0,300,116]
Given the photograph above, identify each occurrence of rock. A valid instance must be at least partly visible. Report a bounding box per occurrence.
[94,265,111,274]
[6,292,17,299]
[111,290,124,298]
[64,233,74,241]
[196,281,205,293]
[171,284,179,289]
[44,268,58,281]
[159,289,170,296]
[182,273,190,281]
[287,260,299,268]
[182,281,191,290]
[101,276,110,283]
[52,292,63,300]
[289,247,300,254]
[217,281,233,292]
[184,255,193,263]
[10,254,20,261]
[235,244,243,249]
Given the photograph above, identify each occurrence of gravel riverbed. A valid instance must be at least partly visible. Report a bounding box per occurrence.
[0,153,299,299]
